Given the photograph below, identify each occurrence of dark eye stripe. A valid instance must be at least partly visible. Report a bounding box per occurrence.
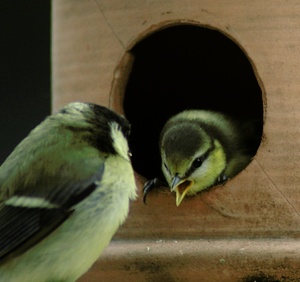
[184,143,215,178]
[164,162,171,175]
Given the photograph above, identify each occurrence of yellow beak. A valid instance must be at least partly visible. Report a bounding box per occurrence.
[171,176,194,207]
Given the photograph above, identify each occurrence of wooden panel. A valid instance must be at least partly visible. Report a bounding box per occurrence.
[52,0,300,280]
[79,239,300,282]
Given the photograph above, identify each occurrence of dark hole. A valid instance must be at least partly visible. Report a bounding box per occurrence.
[123,24,263,180]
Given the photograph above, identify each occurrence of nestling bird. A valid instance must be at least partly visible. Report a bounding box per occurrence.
[0,102,137,282]
[143,109,261,206]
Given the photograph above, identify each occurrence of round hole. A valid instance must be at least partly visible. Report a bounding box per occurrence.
[121,24,263,181]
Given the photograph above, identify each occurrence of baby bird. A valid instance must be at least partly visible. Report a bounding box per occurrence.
[0,102,137,282]
[144,110,261,206]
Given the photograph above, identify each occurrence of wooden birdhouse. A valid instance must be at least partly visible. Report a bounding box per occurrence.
[52,1,300,281]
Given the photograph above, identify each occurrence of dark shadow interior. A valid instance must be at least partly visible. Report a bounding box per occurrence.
[123,25,263,180]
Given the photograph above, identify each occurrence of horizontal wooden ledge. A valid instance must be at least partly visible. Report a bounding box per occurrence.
[80,238,300,282]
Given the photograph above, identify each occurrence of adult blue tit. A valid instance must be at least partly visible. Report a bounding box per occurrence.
[0,102,137,282]
[144,110,260,206]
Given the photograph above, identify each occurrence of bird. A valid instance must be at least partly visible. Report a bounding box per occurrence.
[0,102,137,282]
[143,109,261,207]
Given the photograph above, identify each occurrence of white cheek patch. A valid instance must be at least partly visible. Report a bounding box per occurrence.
[5,196,58,209]
[110,122,130,160]
[190,158,211,179]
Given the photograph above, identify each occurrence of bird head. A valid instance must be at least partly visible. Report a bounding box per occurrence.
[160,120,227,206]
[56,102,132,161]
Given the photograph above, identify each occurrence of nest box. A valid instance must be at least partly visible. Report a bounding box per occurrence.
[52,1,300,281]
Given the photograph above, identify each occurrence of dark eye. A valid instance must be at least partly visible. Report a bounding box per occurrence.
[192,157,204,169]
[124,125,131,137]
[122,128,130,138]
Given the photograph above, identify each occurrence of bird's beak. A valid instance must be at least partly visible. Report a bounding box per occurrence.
[171,176,194,207]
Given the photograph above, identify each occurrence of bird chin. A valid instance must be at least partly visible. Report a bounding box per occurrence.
[175,180,194,207]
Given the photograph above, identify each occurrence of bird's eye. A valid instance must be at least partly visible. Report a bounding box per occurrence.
[123,125,131,138]
[192,157,204,169]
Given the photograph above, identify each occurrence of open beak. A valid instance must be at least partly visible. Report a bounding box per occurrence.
[171,176,194,207]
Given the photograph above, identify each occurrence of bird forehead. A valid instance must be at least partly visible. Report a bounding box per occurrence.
[162,123,210,159]
[165,154,191,176]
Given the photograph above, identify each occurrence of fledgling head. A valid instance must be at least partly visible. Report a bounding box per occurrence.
[146,109,260,207]
[161,119,227,206]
